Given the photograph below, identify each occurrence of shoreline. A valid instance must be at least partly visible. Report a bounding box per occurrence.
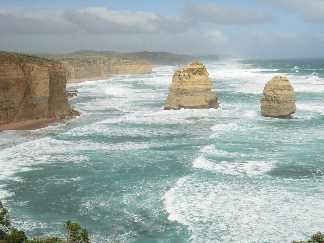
[0,118,61,131]
[0,114,80,131]
[67,69,156,84]
[1,70,155,131]
[67,75,113,84]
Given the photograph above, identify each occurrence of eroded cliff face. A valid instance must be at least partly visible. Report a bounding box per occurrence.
[110,61,153,75]
[164,62,219,110]
[261,76,296,118]
[61,57,152,83]
[0,52,76,129]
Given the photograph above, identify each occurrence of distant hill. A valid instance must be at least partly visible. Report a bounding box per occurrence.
[198,55,221,62]
[37,50,222,66]
[119,51,195,65]
[41,50,196,66]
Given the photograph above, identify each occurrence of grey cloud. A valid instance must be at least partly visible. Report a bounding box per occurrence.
[0,11,74,34]
[0,5,323,58]
[184,3,273,25]
[63,7,191,34]
[63,8,159,34]
[0,5,272,37]
[0,8,191,36]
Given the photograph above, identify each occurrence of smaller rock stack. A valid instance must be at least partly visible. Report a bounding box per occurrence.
[261,76,296,118]
[164,62,219,110]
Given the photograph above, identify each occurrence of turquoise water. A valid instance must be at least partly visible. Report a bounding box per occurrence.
[0,59,324,242]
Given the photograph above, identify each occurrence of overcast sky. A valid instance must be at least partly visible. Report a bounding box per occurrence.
[1,0,324,58]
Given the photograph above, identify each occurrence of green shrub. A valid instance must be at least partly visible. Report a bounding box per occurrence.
[0,202,10,228]
[3,229,27,243]
[26,237,65,243]
[293,232,324,243]
[64,221,90,243]
[0,201,91,243]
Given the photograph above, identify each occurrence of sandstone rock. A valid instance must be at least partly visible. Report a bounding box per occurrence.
[261,75,296,118]
[164,62,219,110]
[61,57,152,83]
[0,52,77,130]
[66,90,79,98]
[110,59,152,75]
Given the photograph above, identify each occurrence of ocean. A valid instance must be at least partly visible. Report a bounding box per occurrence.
[0,58,324,243]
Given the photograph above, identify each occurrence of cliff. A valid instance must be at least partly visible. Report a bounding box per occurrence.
[120,51,195,65]
[51,50,195,65]
[60,56,152,83]
[39,50,198,83]
[164,62,219,110]
[261,76,296,118]
[110,59,153,75]
[0,52,77,130]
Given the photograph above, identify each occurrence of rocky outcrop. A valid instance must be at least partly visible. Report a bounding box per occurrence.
[0,52,77,130]
[61,57,152,83]
[164,62,219,110]
[62,57,112,83]
[66,90,79,98]
[121,51,195,65]
[110,60,153,75]
[261,76,296,118]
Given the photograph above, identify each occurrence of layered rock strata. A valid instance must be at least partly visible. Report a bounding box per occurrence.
[261,75,296,118]
[61,57,152,83]
[0,52,77,130]
[164,62,219,110]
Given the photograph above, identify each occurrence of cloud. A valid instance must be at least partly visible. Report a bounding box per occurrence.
[260,0,324,22]
[184,3,273,25]
[0,10,73,34]
[204,30,228,44]
[0,4,273,36]
[63,5,272,35]
[0,4,323,58]
[63,7,191,34]
[63,7,159,34]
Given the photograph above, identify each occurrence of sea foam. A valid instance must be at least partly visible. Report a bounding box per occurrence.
[193,156,273,176]
[164,176,324,243]
[207,60,324,94]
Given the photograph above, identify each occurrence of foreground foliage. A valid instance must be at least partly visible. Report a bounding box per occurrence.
[0,201,90,243]
[2,199,322,242]
[65,221,90,243]
[292,232,324,243]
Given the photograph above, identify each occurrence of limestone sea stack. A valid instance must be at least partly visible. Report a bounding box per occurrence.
[261,75,296,118]
[164,62,219,110]
[0,52,78,130]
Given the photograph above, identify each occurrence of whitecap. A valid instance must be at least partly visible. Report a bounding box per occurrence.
[206,60,324,94]
[210,122,239,132]
[97,108,220,126]
[200,145,240,158]
[193,156,273,176]
[164,176,324,243]
[297,102,324,114]
[209,122,240,138]
[0,136,153,184]
[242,110,258,119]
[103,85,133,98]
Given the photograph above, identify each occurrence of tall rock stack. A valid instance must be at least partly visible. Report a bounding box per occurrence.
[164,62,219,110]
[261,76,296,118]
